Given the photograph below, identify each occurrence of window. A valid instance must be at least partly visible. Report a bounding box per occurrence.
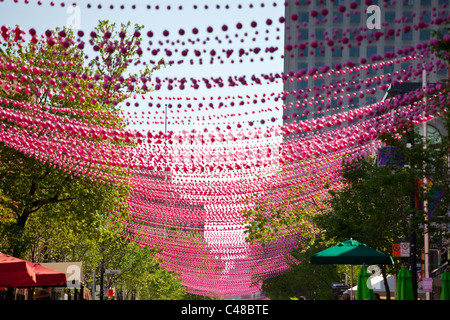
[385,12,395,23]
[367,46,377,57]
[350,47,360,57]
[297,63,308,90]
[297,79,308,91]
[401,63,410,74]
[384,46,394,54]
[420,29,430,41]
[402,30,413,41]
[315,46,325,57]
[332,47,342,57]
[299,12,309,23]
[421,12,431,23]
[421,0,431,5]
[315,29,325,40]
[297,29,309,40]
[349,10,360,23]
[403,12,413,23]
[384,64,394,75]
[333,12,343,23]
[314,79,324,89]
[297,63,308,74]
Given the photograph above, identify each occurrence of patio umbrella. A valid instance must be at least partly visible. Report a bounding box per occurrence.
[0,253,66,287]
[310,240,394,265]
[310,239,393,299]
[440,271,450,300]
[355,266,375,300]
[397,267,414,300]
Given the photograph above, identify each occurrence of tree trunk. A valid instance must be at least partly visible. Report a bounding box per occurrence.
[381,265,391,300]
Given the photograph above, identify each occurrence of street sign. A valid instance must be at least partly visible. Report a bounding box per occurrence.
[104,269,121,274]
[422,278,433,292]
[400,242,410,257]
[392,243,400,257]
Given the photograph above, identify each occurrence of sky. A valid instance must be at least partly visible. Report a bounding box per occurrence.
[0,0,285,134]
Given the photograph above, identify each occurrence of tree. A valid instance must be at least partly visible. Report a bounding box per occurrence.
[260,237,345,300]
[0,20,165,258]
[242,160,331,247]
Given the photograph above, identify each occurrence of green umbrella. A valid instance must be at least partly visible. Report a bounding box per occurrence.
[440,271,450,300]
[397,267,415,300]
[310,239,393,299]
[310,240,394,265]
[356,266,375,300]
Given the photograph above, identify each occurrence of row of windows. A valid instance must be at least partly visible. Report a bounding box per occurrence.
[298,0,448,6]
[297,28,439,42]
[295,5,448,24]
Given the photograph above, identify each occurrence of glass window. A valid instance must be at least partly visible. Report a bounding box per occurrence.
[367,46,377,57]
[333,0,345,6]
[350,47,360,57]
[421,0,431,5]
[384,64,394,75]
[350,12,361,23]
[402,30,413,40]
[385,12,395,23]
[314,79,324,89]
[403,12,412,23]
[315,46,325,57]
[333,12,343,23]
[385,46,394,53]
[421,12,431,23]
[401,63,410,73]
[298,29,309,40]
[297,79,308,91]
[297,63,308,72]
[420,29,430,41]
[299,12,309,23]
[332,47,342,57]
[315,29,325,40]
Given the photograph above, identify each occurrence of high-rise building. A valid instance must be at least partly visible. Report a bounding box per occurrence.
[283,0,449,131]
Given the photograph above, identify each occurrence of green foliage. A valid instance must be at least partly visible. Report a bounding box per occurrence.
[315,156,415,253]
[261,238,345,300]
[242,161,330,247]
[0,21,189,300]
[0,20,165,257]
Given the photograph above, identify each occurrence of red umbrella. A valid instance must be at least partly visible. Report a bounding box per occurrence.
[0,253,66,287]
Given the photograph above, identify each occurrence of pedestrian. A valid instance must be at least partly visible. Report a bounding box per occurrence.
[341,293,351,300]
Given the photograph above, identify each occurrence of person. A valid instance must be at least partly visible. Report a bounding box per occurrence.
[298,296,306,300]
[374,293,381,300]
[341,293,351,300]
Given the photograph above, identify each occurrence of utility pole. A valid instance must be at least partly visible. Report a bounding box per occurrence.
[100,248,105,301]
[422,67,431,300]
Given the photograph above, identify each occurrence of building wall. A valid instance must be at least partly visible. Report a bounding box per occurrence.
[283,0,449,127]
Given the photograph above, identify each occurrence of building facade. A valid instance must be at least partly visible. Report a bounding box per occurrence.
[283,0,449,125]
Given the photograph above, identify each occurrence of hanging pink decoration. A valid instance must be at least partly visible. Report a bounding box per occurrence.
[1,0,448,298]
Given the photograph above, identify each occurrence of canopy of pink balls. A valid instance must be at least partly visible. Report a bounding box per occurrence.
[0,0,449,298]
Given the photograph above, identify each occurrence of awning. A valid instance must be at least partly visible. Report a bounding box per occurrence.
[0,253,66,288]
